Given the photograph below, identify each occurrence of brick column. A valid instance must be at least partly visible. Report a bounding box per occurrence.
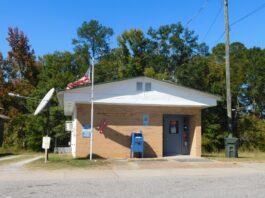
[189,111,202,157]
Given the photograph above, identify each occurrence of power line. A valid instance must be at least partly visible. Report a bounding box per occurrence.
[230,2,265,26]
[202,0,222,42]
[215,2,265,44]
[185,0,209,27]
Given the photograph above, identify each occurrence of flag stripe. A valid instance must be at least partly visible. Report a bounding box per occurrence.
[66,75,91,89]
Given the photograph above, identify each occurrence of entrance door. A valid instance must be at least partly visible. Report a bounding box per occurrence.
[163,115,182,156]
[163,115,189,156]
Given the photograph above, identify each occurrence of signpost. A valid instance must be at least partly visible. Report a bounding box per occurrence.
[42,136,51,163]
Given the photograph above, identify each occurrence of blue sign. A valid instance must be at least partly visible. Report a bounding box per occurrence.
[82,123,91,138]
[143,114,149,127]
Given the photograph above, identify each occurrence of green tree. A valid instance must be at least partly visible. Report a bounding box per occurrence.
[147,23,207,79]
[4,51,86,150]
[238,116,265,151]
[36,52,86,92]
[0,53,5,99]
[2,28,41,149]
[117,29,149,77]
[176,56,210,91]
[244,48,265,116]
[25,52,87,150]
[94,49,120,83]
[73,20,113,63]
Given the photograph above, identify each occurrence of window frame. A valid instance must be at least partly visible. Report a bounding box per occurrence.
[136,82,143,91]
[145,82,152,91]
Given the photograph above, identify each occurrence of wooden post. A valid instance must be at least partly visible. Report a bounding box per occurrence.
[44,148,48,163]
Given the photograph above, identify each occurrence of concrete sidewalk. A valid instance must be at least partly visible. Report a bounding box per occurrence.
[108,155,235,171]
[0,156,42,172]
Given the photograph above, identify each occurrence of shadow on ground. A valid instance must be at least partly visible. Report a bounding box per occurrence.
[85,154,106,160]
[0,153,14,158]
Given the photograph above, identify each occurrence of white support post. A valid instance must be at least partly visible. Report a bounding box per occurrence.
[89,55,95,160]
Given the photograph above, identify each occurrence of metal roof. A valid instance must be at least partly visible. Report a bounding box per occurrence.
[58,76,221,116]
[60,76,221,100]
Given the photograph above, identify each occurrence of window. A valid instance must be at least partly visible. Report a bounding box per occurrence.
[169,120,179,134]
[136,82,143,91]
[145,82,151,91]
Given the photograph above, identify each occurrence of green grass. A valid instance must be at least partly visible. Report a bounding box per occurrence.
[26,154,109,170]
[203,151,265,162]
[0,147,20,157]
[0,147,41,156]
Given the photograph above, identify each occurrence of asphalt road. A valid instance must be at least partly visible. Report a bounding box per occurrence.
[1,159,265,198]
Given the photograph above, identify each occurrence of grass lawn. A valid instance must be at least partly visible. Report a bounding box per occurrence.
[26,153,109,170]
[0,147,39,156]
[0,147,19,157]
[203,151,265,162]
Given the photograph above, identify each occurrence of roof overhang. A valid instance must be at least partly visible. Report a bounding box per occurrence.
[58,77,221,116]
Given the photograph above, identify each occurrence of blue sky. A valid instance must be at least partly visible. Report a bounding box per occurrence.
[1,0,265,57]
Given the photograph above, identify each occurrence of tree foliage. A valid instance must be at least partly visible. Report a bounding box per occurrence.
[6,27,40,84]
[73,20,113,58]
[1,20,265,152]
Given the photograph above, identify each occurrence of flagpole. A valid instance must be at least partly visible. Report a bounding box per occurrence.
[89,54,94,160]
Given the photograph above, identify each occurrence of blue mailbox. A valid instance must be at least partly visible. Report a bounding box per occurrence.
[131,132,144,158]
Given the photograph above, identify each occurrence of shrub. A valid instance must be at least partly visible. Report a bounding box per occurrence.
[238,116,265,151]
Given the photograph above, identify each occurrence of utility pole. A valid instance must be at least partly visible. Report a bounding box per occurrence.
[224,0,233,135]
[224,0,238,158]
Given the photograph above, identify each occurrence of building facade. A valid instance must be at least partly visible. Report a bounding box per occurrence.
[58,77,220,158]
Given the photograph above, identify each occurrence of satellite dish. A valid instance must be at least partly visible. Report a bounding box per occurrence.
[34,88,55,116]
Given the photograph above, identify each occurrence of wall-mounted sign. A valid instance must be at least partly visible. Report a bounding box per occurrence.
[42,136,51,149]
[82,123,91,138]
[143,114,149,127]
[169,120,178,134]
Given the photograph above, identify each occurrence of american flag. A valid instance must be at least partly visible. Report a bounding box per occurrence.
[66,75,91,90]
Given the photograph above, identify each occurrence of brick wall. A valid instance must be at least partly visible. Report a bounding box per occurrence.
[75,104,201,158]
